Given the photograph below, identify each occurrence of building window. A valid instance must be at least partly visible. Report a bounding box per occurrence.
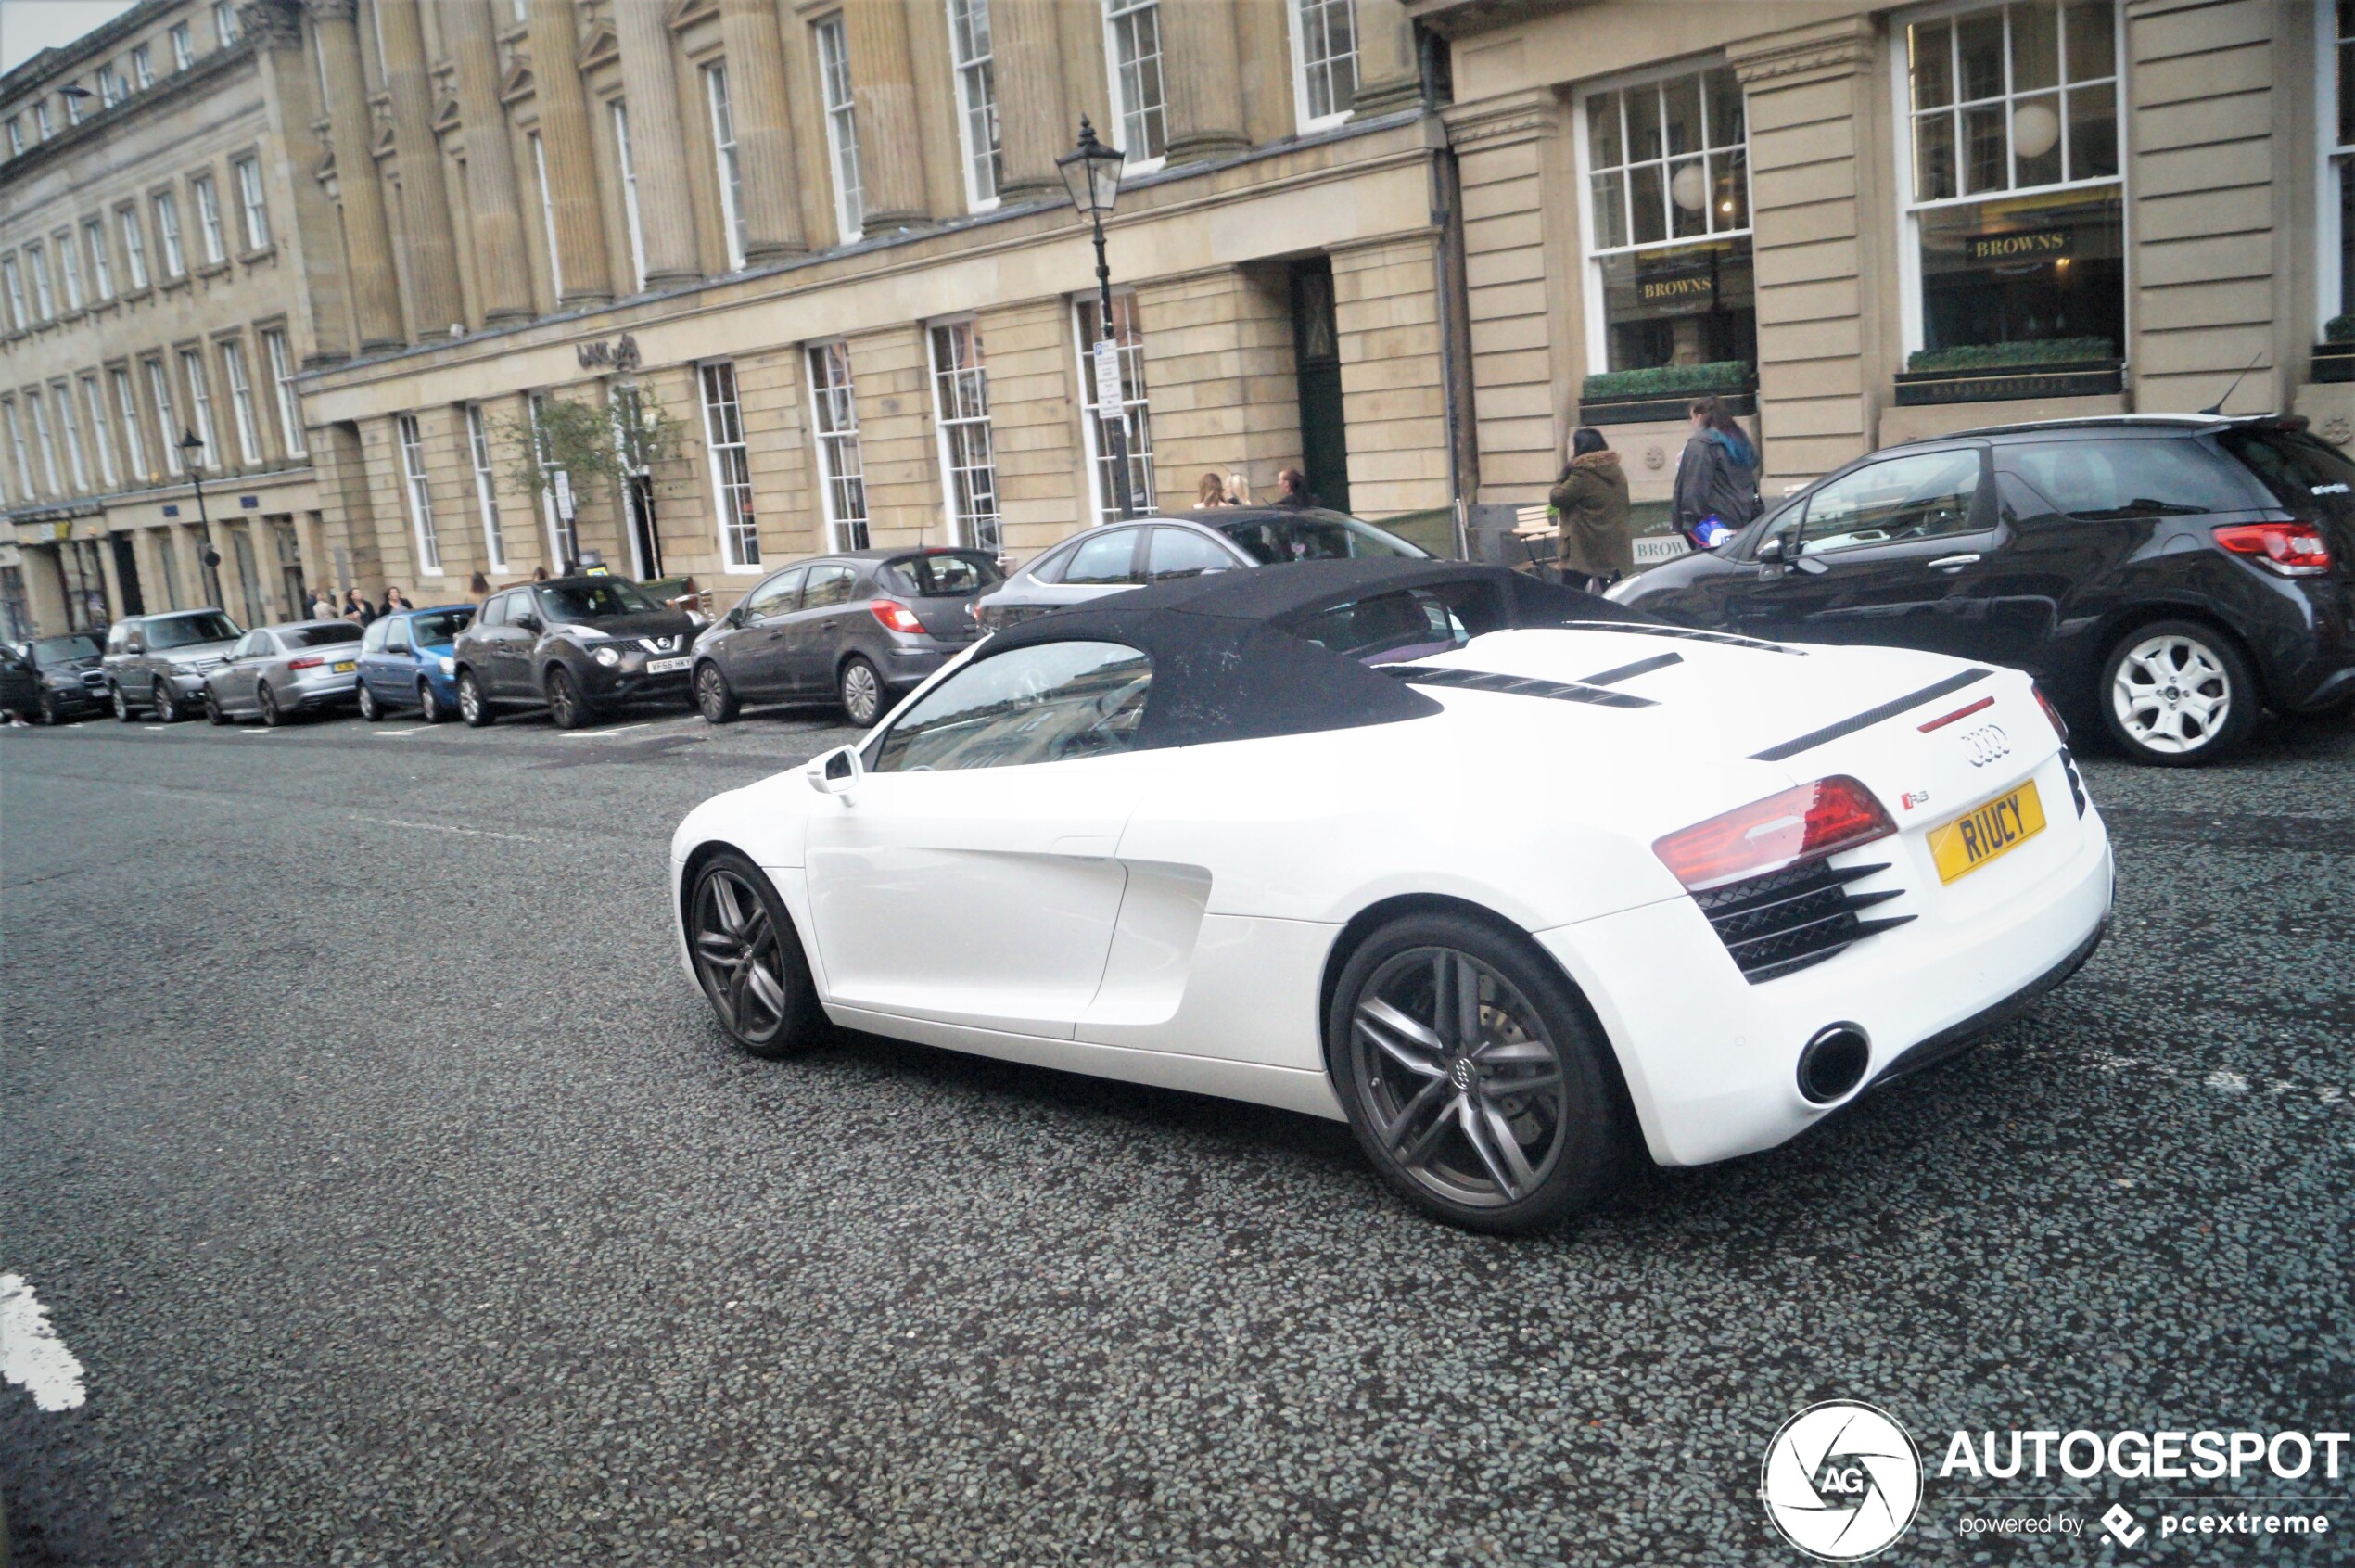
[530,133,563,299]
[57,230,83,311]
[33,101,53,140]
[529,393,577,566]
[214,1,240,45]
[1579,64,1754,376]
[26,389,62,493]
[3,401,32,497]
[1076,292,1153,524]
[0,257,21,329]
[396,414,443,575]
[66,88,85,126]
[466,403,507,572]
[147,359,183,476]
[1292,0,1357,127]
[26,242,54,320]
[1103,0,1166,164]
[56,383,91,491]
[119,208,149,288]
[170,22,194,70]
[611,101,646,291]
[111,367,148,478]
[261,327,305,457]
[807,341,870,550]
[83,220,113,300]
[948,0,1001,210]
[2328,3,2354,327]
[698,363,760,570]
[4,118,20,157]
[179,349,218,467]
[98,65,126,107]
[192,173,227,265]
[234,158,269,249]
[132,45,154,90]
[153,190,185,277]
[221,338,262,464]
[82,376,118,488]
[702,64,748,270]
[928,320,1000,553]
[1902,1,2123,362]
[815,16,864,242]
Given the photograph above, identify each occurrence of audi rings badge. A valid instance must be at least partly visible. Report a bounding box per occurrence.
[1956,724,2010,769]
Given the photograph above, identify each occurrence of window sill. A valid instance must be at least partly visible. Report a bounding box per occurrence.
[196,261,234,280]
[1891,360,2123,407]
[117,286,153,304]
[159,274,193,293]
[237,244,275,267]
[719,562,766,577]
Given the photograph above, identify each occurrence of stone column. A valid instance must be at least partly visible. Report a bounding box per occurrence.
[1351,0,1421,117]
[843,0,929,228]
[307,0,405,351]
[526,0,613,305]
[989,0,1067,200]
[719,0,808,259]
[442,0,534,325]
[242,0,352,362]
[1157,0,1248,160]
[612,0,700,286]
[375,0,465,334]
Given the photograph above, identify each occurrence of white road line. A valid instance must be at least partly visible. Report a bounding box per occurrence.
[564,722,648,739]
[372,729,416,737]
[234,728,282,736]
[347,811,547,844]
[0,1273,87,1412]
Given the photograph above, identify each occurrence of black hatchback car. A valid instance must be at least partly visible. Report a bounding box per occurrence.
[689,547,1000,727]
[1613,414,2355,764]
[452,576,701,729]
[0,632,109,723]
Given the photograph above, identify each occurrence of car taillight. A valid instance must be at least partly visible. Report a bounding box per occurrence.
[2213,521,2332,577]
[2031,682,2069,742]
[869,599,925,634]
[1652,776,1897,893]
[287,657,325,669]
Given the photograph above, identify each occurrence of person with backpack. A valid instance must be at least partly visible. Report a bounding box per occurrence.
[1672,395,1762,549]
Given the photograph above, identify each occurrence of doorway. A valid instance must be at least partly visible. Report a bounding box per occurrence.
[1289,258,1351,514]
[231,527,265,624]
[108,533,146,618]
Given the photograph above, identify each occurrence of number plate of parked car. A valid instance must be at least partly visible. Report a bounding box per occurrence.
[646,657,692,675]
[1928,781,2045,884]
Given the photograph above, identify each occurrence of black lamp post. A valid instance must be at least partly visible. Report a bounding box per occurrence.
[1057,117,1137,520]
[180,428,224,609]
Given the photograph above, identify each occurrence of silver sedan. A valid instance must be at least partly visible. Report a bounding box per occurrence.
[199,620,367,726]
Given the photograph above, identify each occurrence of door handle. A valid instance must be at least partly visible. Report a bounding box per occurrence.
[1928,554,1982,571]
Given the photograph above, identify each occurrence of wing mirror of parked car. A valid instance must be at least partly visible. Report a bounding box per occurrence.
[805,744,864,797]
[513,612,543,633]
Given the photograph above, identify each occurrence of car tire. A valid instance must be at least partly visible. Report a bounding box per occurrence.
[257,683,285,728]
[2097,619,2259,767]
[418,680,447,724]
[685,850,827,1060]
[694,661,740,725]
[34,693,57,726]
[203,690,230,726]
[356,681,381,721]
[111,683,133,721]
[151,681,179,724]
[838,655,884,728]
[1327,910,1627,1234]
[457,670,494,728]
[546,665,592,730]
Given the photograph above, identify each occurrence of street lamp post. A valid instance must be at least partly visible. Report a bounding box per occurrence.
[180,428,225,612]
[1057,118,1138,521]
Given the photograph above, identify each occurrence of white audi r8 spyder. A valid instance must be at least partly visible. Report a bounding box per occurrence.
[670,562,2113,1232]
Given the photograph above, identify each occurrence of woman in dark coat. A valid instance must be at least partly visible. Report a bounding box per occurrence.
[1671,395,1762,547]
[1547,427,1634,592]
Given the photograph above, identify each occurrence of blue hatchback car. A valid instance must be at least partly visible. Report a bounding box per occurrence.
[355,605,477,722]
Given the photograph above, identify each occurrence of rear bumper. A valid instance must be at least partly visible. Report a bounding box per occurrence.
[880,639,968,687]
[286,670,360,709]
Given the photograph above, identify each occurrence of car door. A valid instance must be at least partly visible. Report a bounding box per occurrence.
[218,632,265,711]
[783,562,859,694]
[356,618,394,702]
[379,617,416,695]
[494,592,543,698]
[802,639,1162,1039]
[0,647,35,712]
[723,567,806,697]
[1051,527,1148,605]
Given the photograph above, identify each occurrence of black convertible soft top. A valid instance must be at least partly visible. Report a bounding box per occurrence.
[974,560,1650,749]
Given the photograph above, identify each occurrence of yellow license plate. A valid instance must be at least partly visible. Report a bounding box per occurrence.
[1928,780,2046,884]
[333,660,357,672]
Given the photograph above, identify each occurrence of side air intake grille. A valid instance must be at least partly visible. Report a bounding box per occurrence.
[1694,859,1914,985]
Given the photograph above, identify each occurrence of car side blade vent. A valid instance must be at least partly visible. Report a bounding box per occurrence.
[1694,859,1916,984]
[1384,665,1657,708]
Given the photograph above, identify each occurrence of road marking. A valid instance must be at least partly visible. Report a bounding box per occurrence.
[372,729,416,737]
[234,728,282,735]
[347,811,546,844]
[145,725,167,732]
[563,722,648,739]
[0,1273,87,1411]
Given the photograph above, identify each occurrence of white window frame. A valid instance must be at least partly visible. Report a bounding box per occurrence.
[213,0,240,45]
[56,228,83,311]
[1074,291,1154,525]
[396,413,444,576]
[179,349,218,467]
[530,133,563,299]
[926,319,1001,553]
[98,65,126,106]
[0,258,21,329]
[947,0,1001,211]
[4,119,20,157]
[170,22,194,70]
[27,389,61,494]
[220,337,262,464]
[25,242,54,320]
[192,173,227,265]
[466,402,508,573]
[1572,57,1756,376]
[33,101,53,140]
[610,100,646,291]
[3,401,32,498]
[1102,0,1166,170]
[815,16,864,242]
[82,375,118,489]
[1889,0,2129,358]
[119,207,149,289]
[154,190,185,277]
[806,341,871,551]
[697,362,762,572]
[704,63,748,270]
[55,381,90,491]
[235,157,270,249]
[147,359,184,476]
[112,366,148,478]
[261,327,306,457]
[2323,3,2353,325]
[83,220,113,300]
[1288,0,1358,133]
[131,45,154,90]
[65,86,85,126]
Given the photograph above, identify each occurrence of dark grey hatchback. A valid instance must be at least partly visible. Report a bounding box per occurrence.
[452,576,702,729]
[690,547,1000,727]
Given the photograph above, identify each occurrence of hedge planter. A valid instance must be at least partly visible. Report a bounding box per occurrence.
[2313,343,2355,385]
[1579,387,1757,426]
[1892,359,2123,406]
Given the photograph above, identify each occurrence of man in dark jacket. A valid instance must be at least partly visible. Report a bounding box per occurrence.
[1273,468,1320,508]
[1671,396,1761,547]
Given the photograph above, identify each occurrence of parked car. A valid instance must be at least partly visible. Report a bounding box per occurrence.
[691,547,1002,727]
[452,576,700,729]
[972,508,1428,632]
[0,633,109,723]
[199,620,366,726]
[1611,414,2355,765]
[102,608,244,723]
[668,559,2109,1233]
[355,604,477,723]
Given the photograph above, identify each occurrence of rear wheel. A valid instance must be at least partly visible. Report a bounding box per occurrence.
[695,662,740,724]
[838,656,884,728]
[546,666,592,730]
[258,683,285,728]
[151,681,180,724]
[356,680,382,721]
[1328,911,1626,1234]
[458,670,494,728]
[2098,620,2258,766]
[418,680,448,724]
[687,851,826,1059]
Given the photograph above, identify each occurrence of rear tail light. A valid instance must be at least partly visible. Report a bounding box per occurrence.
[287,657,325,670]
[2213,521,2332,577]
[870,599,925,634]
[2031,683,2069,742]
[1654,776,1897,893]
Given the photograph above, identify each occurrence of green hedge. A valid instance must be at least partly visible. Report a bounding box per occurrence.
[1905,338,2115,373]
[2326,315,2355,345]
[1580,360,1754,402]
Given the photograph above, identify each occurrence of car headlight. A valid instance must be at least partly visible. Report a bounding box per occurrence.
[437,656,456,676]
[592,646,622,668]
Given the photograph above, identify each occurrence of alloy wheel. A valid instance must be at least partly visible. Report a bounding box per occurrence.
[357,681,380,721]
[459,672,490,727]
[840,658,882,727]
[1348,947,1570,1210]
[35,694,56,726]
[259,684,282,727]
[696,664,735,724]
[2111,633,2231,756]
[418,681,443,723]
[692,866,791,1045]
[548,669,582,729]
[152,682,176,724]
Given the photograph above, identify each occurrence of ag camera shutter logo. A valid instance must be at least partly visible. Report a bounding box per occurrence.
[1761,1401,1924,1561]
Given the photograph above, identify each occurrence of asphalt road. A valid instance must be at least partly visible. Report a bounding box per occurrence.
[3,694,2351,1566]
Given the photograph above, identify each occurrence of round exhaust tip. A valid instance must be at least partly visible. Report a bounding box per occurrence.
[1797,1024,1872,1104]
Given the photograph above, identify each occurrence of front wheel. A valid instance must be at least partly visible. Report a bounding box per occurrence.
[2098,620,2258,766]
[34,693,57,726]
[112,683,133,721]
[686,851,826,1059]
[838,656,885,728]
[418,680,448,724]
[695,662,740,725]
[457,670,494,728]
[355,680,382,721]
[203,689,231,725]
[545,666,592,730]
[152,681,180,724]
[1328,911,1627,1234]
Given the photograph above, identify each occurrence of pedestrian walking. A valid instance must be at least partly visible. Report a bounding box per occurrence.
[469,571,491,599]
[310,587,337,619]
[1671,396,1761,550]
[1547,427,1634,593]
[531,566,550,582]
[1195,472,1233,508]
[342,588,376,625]
[1274,468,1318,508]
[383,587,413,613]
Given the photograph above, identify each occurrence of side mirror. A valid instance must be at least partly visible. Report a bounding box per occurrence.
[514,613,543,634]
[805,743,864,797]
[1755,535,1785,563]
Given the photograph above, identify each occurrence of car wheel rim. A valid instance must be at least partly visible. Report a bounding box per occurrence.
[551,675,575,725]
[260,688,277,724]
[698,668,726,720]
[692,868,788,1043]
[420,683,438,720]
[154,685,173,721]
[2112,633,2231,755]
[1350,947,1568,1210]
[844,664,879,724]
[460,679,480,721]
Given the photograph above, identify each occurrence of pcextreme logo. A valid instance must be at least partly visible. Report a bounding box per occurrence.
[1760,1401,1925,1561]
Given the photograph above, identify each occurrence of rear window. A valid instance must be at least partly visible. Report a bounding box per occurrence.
[882,552,1003,597]
[1291,589,1472,664]
[1213,511,1427,565]
[2001,438,2254,518]
[2220,430,2355,513]
[32,635,100,663]
[147,612,241,649]
[282,623,363,648]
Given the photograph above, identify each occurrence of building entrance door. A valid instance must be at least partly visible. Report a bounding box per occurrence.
[1290,258,1351,515]
[108,533,146,617]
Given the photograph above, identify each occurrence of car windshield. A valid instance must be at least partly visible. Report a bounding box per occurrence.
[282,623,364,648]
[1213,511,1427,565]
[147,612,241,649]
[881,552,1004,597]
[540,580,657,619]
[408,608,473,645]
[32,635,100,663]
[2221,429,2355,514]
